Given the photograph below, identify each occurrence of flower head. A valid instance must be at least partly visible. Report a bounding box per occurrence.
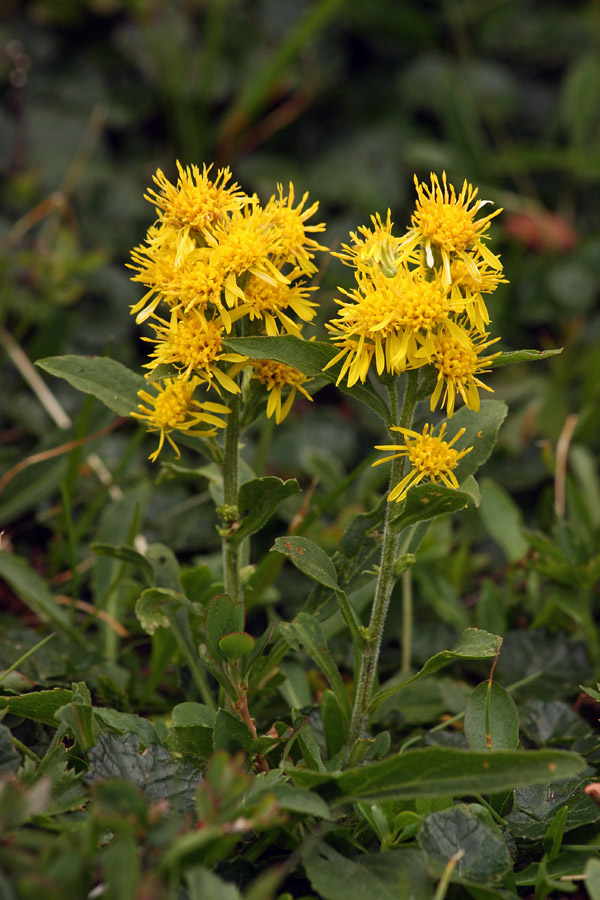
[425,321,500,416]
[236,277,318,336]
[145,162,247,239]
[334,210,399,276]
[397,172,503,287]
[142,309,246,392]
[132,377,230,462]
[265,182,328,276]
[250,359,313,424]
[374,423,472,503]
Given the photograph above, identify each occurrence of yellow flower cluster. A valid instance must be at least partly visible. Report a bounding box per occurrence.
[325,172,504,417]
[129,163,325,458]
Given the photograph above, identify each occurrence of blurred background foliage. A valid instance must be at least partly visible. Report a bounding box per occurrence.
[1,0,600,660]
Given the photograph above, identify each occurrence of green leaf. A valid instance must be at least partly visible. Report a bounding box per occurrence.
[205,594,245,659]
[490,348,563,368]
[479,478,528,562]
[167,702,216,762]
[86,733,200,815]
[271,535,340,589]
[224,335,391,423]
[232,476,300,543]
[212,708,253,754]
[55,682,97,751]
[186,867,242,900]
[91,542,154,585]
[135,587,192,635]
[303,843,433,900]
[464,682,519,751]
[0,688,74,726]
[0,724,21,775]
[93,709,159,749]
[321,689,346,758]
[371,628,501,710]
[390,477,481,532]
[419,805,512,884]
[0,551,83,644]
[35,355,145,416]
[280,612,351,728]
[286,748,585,801]
[505,777,600,839]
[218,631,255,661]
[586,858,600,900]
[444,400,508,483]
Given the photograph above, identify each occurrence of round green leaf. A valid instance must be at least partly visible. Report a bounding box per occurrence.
[218,631,256,661]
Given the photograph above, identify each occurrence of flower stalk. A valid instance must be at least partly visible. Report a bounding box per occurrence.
[221,391,242,604]
[345,371,419,757]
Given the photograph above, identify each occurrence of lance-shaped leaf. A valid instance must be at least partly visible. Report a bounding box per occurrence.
[443,400,508,483]
[280,612,351,729]
[36,355,145,416]
[0,688,74,727]
[285,747,585,802]
[272,536,340,590]
[232,477,300,544]
[465,681,520,751]
[390,477,480,533]
[490,348,563,368]
[371,628,501,710]
[224,335,391,423]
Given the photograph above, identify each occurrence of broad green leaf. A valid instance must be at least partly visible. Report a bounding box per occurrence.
[280,613,351,727]
[172,702,216,728]
[419,805,512,884]
[303,843,433,900]
[272,535,340,590]
[218,631,255,661]
[479,478,528,562]
[212,708,253,754]
[0,688,73,726]
[505,777,600,839]
[371,628,501,710]
[93,709,158,749]
[91,542,154,585]
[186,867,242,900]
[0,724,21,775]
[490,348,563,368]
[286,748,585,801]
[0,550,83,643]
[232,476,300,543]
[166,702,216,762]
[520,699,590,746]
[390,476,480,532]
[224,335,391,423]
[321,689,346,758]
[86,733,200,815]
[55,683,96,751]
[464,682,519,751]
[135,587,192,635]
[36,355,145,416]
[205,594,245,658]
[443,400,508,483]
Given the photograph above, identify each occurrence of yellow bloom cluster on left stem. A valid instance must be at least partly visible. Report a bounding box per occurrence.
[128,162,326,459]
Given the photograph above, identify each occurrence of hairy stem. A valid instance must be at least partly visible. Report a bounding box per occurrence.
[344,371,419,758]
[222,392,242,603]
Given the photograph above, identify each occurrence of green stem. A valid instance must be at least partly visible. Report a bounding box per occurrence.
[401,568,413,673]
[344,372,419,759]
[222,392,242,603]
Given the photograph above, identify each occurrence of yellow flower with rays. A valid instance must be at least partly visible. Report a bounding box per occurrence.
[423,321,500,416]
[250,359,313,424]
[265,182,328,276]
[145,162,248,245]
[204,205,289,308]
[132,377,230,462]
[236,277,319,336]
[374,423,472,503]
[334,210,399,276]
[449,255,507,333]
[397,172,503,288]
[142,308,246,393]
[129,227,224,325]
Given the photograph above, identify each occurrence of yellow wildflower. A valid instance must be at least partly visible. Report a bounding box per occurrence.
[334,210,399,276]
[265,182,328,276]
[374,423,472,503]
[132,377,230,462]
[250,359,313,424]
[423,321,500,416]
[397,172,503,288]
[142,309,246,393]
[449,255,507,332]
[145,162,248,245]
[236,277,319,336]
